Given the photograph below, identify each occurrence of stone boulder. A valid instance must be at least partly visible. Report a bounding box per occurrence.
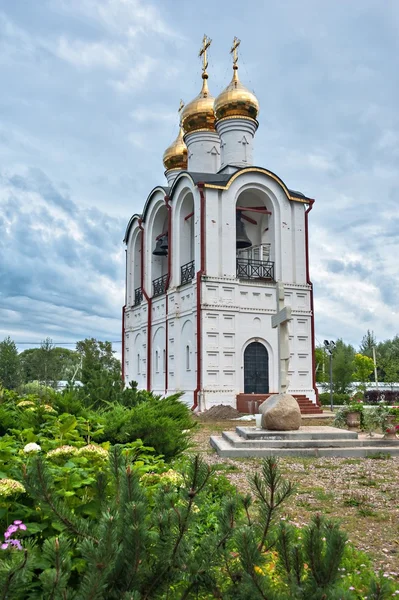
[259,393,301,431]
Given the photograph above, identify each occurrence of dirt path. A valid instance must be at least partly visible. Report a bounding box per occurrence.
[188,417,399,578]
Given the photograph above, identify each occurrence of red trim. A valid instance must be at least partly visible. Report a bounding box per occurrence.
[236,207,272,214]
[192,183,206,411]
[164,196,172,394]
[121,304,125,383]
[304,200,319,406]
[241,214,257,225]
[138,219,152,391]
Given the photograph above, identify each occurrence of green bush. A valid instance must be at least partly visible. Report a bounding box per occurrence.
[0,454,394,599]
[100,394,195,460]
[319,392,350,406]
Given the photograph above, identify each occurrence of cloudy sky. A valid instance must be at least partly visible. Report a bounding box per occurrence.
[0,0,398,355]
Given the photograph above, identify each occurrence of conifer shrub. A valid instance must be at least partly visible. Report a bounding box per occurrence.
[0,452,395,599]
[99,394,195,459]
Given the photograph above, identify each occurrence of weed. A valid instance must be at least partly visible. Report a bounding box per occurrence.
[366,452,392,460]
[358,506,377,517]
[343,492,368,507]
[358,478,378,487]
[313,488,335,502]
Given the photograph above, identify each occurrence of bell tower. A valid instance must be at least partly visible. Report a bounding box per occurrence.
[123,36,319,415]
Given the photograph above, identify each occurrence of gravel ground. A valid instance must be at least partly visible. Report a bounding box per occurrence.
[189,418,399,578]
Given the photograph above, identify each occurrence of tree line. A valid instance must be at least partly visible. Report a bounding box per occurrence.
[316,330,399,394]
[0,336,122,395]
[1,329,398,397]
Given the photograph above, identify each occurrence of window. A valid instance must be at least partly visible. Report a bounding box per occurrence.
[137,353,140,375]
[186,345,190,371]
[155,350,159,373]
[163,349,166,373]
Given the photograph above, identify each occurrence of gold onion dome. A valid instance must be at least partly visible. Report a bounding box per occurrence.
[180,35,216,134]
[163,126,188,171]
[181,76,216,134]
[214,37,259,122]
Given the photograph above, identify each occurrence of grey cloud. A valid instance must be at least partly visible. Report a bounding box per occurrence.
[0,167,124,342]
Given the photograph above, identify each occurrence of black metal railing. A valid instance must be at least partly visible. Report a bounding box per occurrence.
[152,274,168,297]
[180,260,195,286]
[134,287,143,306]
[236,257,274,281]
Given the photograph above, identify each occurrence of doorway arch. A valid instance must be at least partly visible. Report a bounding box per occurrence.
[244,342,269,393]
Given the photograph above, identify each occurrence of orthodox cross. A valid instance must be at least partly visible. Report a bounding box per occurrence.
[178,99,185,115]
[230,36,241,66]
[199,34,211,74]
[271,281,293,393]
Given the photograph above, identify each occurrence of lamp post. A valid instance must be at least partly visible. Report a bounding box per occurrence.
[324,340,336,411]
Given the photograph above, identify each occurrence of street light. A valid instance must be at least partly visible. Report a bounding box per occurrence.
[324,340,336,411]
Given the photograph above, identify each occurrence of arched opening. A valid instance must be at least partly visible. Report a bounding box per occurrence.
[150,205,169,297]
[244,342,269,394]
[235,189,275,281]
[179,192,195,285]
[133,230,142,305]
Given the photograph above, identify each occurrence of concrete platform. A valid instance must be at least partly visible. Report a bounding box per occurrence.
[210,426,399,458]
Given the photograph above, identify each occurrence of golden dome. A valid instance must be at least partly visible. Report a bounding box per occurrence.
[163,126,188,171]
[214,65,259,121]
[181,74,216,134]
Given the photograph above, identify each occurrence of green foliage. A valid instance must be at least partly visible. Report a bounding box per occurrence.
[0,455,394,599]
[332,340,356,394]
[318,392,350,406]
[363,402,399,435]
[76,338,122,408]
[353,353,375,392]
[100,394,195,459]
[359,330,377,359]
[0,337,21,390]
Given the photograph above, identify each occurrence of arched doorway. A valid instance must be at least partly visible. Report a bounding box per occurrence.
[244,342,269,393]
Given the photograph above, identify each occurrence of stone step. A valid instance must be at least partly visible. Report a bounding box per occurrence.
[235,426,358,440]
[221,430,396,449]
[210,436,399,458]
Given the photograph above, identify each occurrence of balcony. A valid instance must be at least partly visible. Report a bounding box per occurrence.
[180,260,195,286]
[236,257,274,281]
[134,287,143,306]
[153,274,168,297]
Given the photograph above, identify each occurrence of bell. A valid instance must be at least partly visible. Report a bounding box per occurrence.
[152,235,168,256]
[236,211,252,249]
[160,233,168,252]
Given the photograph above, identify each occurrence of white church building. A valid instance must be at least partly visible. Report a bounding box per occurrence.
[123,37,321,414]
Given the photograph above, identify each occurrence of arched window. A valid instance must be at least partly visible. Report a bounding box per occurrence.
[155,350,159,373]
[186,345,190,371]
[179,193,195,285]
[137,353,140,375]
[163,349,166,373]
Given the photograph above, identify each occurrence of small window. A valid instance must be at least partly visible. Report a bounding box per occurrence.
[155,350,159,373]
[186,345,190,371]
[137,353,140,375]
[163,349,166,373]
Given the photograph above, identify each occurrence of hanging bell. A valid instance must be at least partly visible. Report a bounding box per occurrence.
[236,211,252,249]
[152,235,168,256]
[160,233,168,252]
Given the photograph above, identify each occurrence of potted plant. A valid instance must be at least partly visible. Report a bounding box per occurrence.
[363,402,399,439]
[333,397,364,430]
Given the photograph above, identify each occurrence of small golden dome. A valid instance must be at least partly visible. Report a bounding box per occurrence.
[214,65,259,121]
[163,126,188,171]
[181,74,216,134]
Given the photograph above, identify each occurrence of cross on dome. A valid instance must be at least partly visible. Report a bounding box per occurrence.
[230,36,240,67]
[199,34,212,77]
